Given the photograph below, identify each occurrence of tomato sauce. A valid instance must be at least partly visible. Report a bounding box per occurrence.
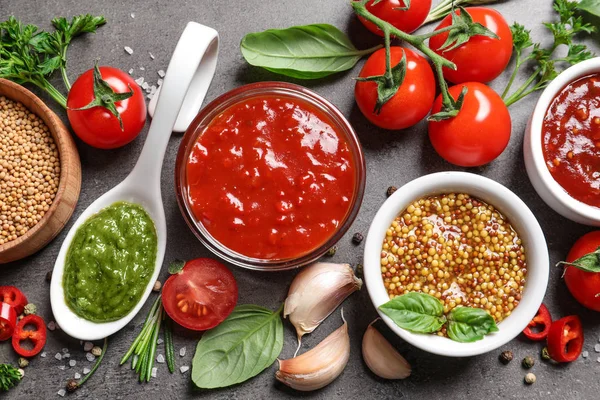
[542,74,600,208]
[186,95,356,259]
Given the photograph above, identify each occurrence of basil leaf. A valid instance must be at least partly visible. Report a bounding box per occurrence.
[557,246,600,273]
[240,24,381,79]
[446,307,499,343]
[379,292,446,333]
[191,304,284,389]
[577,0,600,18]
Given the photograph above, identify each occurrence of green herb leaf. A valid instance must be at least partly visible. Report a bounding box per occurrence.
[191,304,284,389]
[511,23,533,54]
[446,307,499,343]
[0,364,21,392]
[240,24,381,79]
[557,247,600,273]
[438,7,499,52]
[168,259,186,275]
[379,292,446,333]
[577,0,600,17]
[355,49,406,114]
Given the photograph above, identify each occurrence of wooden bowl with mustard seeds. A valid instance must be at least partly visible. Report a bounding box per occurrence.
[0,78,81,264]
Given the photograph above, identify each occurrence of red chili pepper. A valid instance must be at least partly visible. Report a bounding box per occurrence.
[547,315,584,363]
[0,286,28,315]
[0,302,17,341]
[12,314,47,357]
[522,304,552,341]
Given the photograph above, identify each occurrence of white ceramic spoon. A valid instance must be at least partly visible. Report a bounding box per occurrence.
[50,22,219,341]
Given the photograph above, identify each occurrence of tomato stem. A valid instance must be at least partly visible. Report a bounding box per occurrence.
[423,0,503,25]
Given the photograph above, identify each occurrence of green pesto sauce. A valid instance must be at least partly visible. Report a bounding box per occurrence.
[63,201,157,322]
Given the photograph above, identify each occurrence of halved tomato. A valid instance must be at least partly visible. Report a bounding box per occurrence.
[0,286,28,315]
[162,258,238,331]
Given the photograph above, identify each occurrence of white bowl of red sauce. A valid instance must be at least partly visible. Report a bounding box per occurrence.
[363,172,549,357]
[525,58,600,226]
[175,82,365,271]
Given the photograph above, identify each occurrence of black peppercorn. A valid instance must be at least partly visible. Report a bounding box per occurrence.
[66,379,79,392]
[45,271,52,283]
[386,186,397,197]
[499,350,513,365]
[352,232,364,245]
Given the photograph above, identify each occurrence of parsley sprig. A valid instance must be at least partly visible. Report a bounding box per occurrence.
[502,0,595,106]
[0,14,105,108]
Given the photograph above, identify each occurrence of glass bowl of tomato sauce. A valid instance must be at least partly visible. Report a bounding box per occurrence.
[175,82,366,270]
[525,58,600,226]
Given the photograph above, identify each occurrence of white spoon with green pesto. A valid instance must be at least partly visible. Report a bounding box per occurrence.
[50,22,219,341]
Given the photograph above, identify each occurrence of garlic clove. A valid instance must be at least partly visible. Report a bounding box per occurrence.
[284,262,362,342]
[276,312,350,391]
[362,321,411,380]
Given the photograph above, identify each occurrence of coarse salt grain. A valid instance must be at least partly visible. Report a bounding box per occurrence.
[179,347,186,357]
[180,365,189,374]
[140,66,145,71]
[48,321,56,331]
[597,357,600,363]
[149,52,155,60]
[130,13,135,18]
[69,360,76,367]
[135,77,145,86]
[124,46,134,55]
[74,373,81,379]
[156,354,165,363]
[158,70,165,78]
[84,342,93,352]
[157,338,164,345]
[57,389,66,397]
[583,351,589,358]
[128,69,134,75]
[63,353,70,358]
[157,78,163,86]
[40,352,47,358]
[62,348,69,353]
[86,353,95,362]
[595,344,600,353]
[55,353,62,361]
[83,368,91,375]
[58,365,66,370]
[142,82,149,90]
[151,367,157,378]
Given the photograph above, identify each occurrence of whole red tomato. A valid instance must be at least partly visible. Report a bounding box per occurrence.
[564,231,600,312]
[358,0,432,35]
[428,82,511,167]
[429,7,513,84]
[355,47,435,130]
[67,66,147,149]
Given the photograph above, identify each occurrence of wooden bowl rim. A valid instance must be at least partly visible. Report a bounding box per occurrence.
[0,78,78,255]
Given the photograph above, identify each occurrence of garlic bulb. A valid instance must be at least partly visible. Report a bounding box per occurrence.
[284,262,362,344]
[276,312,350,391]
[362,321,411,380]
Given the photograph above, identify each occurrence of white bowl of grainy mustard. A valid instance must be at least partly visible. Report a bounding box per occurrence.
[363,172,549,357]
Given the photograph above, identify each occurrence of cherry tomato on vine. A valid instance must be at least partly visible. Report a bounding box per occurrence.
[546,315,583,363]
[0,286,28,315]
[563,231,600,312]
[429,7,513,84]
[428,82,511,167]
[355,47,435,130]
[0,302,17,341]
[12,314,47,357]
[162,258,238,331]
[358,0,432,35]
[67,65,147,149]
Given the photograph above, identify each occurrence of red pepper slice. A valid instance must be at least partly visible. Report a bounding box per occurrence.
[547,315,584,363]
[522,304,552,341]
[12,314,47,357]
[0,286,28,315]
[0,302,17,341]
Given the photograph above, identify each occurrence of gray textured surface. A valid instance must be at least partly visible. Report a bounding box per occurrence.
[1,0,599,399]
